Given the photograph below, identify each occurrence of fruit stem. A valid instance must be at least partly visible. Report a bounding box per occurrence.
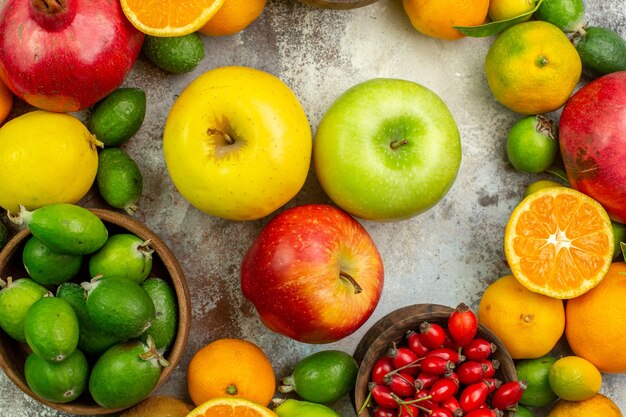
[535,115,557,141]
[30,0,77,30]
[357,388,373,415]
[124,204,139,216]
[207,128,235,145]
[390,139,409,150]
[277,376,296,393]
[0,277,8,289]
[7,206,31,227]
[226,384,238,396]
[339,271,362,294]
[138,239,155,256]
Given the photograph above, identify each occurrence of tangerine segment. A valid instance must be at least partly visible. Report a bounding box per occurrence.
[186,397,278,417]
[120,0,225,36]
[504,187,613,299]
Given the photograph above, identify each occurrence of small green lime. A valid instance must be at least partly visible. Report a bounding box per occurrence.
[507,115,559,173]
[96,148,143,215]
[84,276,156,340]
[0,222,8,250]
[56,282,121,356]
[89,339,165,409]
[516,354,558,407]
[22,236,83,286]
[142,33,205,74]
[140,278,177,351]
[524,180,564,197]
[275,399,341,417]
[88,88,146,147]
[572,26,626,78]
[612,221,626,260]
[549,356,602,401]
[515,405,536,417]
[24,349,89,403]
[89,234,152,283]
[278,350,358,404]
[0,278,49,342]
[533,0,585,32]
[24,296,79,362]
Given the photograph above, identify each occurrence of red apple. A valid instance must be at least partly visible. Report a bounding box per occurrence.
[559,71,626,223]
[240,204,384,344]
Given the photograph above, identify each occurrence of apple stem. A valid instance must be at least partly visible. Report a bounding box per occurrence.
[340,271,363,294]
[207,128,235,145]
[390,139,408,150]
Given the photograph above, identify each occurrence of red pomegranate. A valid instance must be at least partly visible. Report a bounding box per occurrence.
[559,71,626,223]
[0,0,144,112]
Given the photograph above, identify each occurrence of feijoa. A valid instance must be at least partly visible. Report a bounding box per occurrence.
[96,148,143,215]
[572,26,626,78]
[24,296,79,362]
[56,282,120,356]
[83,276,155,339]
[89,234,153,283]
[0,277,48,342]
[142,33,205,74]
[88,88,147,147]
[89,338,167,409]
[9,203,108,255]
[23,236,83,286]
[140,278,177,351]
[24,349,89,403]
[278,350,358,403]
[533,0,585,32]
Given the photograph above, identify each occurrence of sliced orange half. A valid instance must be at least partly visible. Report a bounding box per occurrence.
[186,397,278,417]
[120,0,226,37]
[504,187,613,299]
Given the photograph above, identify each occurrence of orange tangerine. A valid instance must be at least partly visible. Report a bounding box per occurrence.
[402,0,489,40]
[198,0,267,36]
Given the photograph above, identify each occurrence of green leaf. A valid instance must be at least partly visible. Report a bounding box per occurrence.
[621,241,625,260]
[454,0,544,38]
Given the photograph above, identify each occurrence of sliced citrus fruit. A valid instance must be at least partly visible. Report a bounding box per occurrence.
[186,397,278,417]
[504,187,613,299]
[120,0,226,37]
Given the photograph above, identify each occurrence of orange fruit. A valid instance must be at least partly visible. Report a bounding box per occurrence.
[547,394,623,417]
[0,78,14,125]
[402,0,489,40]
[186,397,278,417]
[120,0,226,36]
[484,21,582,115]
[478,275,565,359]
[565,262,626,373]
[198,0,267,36]
[504,187,613,299]
[187,338,276,407]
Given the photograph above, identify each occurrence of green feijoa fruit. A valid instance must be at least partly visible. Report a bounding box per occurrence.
[142,33,205,74]
[96,148,143,215]
[84,276,155,340]
[507,115,559,174]
[22,236,83,286]
[613,221,626,260]
[9,203,108,255]
[278,350,358,403]
[516,354,558,407]
[24,296,79,362]
[515,405,536,417]
[88,88,147,147]
[24,349,88,403]
[89,234,153,283]
[140,278,177,351]
[89,338,167,409]
[56,283,120,356]
[0,221,7,250]
[0,277,49,342]
[572,26,626,78]
[533,0,585,32]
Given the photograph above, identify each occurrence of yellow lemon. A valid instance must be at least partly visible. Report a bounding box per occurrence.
[548,356,602,401]
[0,111,100,213]
[489,0,537,22]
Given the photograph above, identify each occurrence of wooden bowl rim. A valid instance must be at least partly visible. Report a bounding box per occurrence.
[0,208,191,415]
[352,303,517,417]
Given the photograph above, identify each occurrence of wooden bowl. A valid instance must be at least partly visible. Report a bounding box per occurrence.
[0,209,191,415]
[299,0,379,10]
[352,304,517,417]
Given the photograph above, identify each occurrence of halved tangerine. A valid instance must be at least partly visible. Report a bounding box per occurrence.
[185,397,278,417]
[120,0,225,37]
[504,187,613,299]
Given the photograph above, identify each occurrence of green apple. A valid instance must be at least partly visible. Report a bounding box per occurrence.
[313,78,462,221]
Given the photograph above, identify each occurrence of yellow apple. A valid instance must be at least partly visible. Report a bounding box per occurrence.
[163,66,312,221]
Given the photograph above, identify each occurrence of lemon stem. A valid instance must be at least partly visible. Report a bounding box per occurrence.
[226,384,238,395]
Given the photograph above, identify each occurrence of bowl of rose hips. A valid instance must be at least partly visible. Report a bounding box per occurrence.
[352,303,522,417]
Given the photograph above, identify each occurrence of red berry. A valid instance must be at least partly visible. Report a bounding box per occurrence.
[456,361,487,385]
[374,406,397,417]
[448,303,478,346]
[427,347,465,364]
[459,380,490,412]
[390,346,421,376]
[386,372,417,397]
[414,371,439,390]
[370,383,399,409]
[480,359,499,378]
[464,409,503,417]
[429,376,459,402]
[420,322,446,349]
[439,396,463,417]
[372,356,395,385]
[431,407,455,417]
[420,355,455,375]
[491,380,527,410]
[442,330,461,350]
[399,404,420,417]
[407,330,430,358]
[483,378,501,394]
[463,338,496,361]
[414,389,437,410]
